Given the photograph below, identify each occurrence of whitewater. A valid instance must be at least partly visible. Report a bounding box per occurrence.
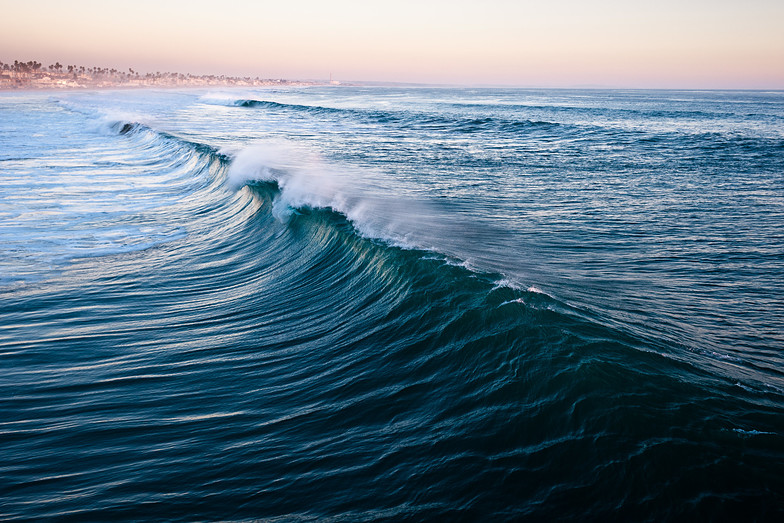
[1,86,783,520]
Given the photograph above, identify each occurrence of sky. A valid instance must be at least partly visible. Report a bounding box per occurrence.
[1,0,783,88]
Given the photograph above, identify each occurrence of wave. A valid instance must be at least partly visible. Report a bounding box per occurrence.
[101,115,564,309]
[224,140,491,262]
[84,111,497,270]
[107,120,230,159]
[100,112,784,384]
[95,115,456,256]
[202,95,563,134]
[103,117,395,237]
[204,95,784,147]
[446,99,769,120]
[94,113,599,347]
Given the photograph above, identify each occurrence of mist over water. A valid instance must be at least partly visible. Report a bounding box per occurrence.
[1,87,783,520]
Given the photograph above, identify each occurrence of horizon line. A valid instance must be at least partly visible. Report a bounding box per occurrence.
[2,57,783,92]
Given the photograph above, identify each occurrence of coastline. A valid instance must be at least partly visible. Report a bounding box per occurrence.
[0,67,323,91]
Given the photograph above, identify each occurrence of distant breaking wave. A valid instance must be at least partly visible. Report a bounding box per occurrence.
[201,94,784,147]
[201,95,563,134]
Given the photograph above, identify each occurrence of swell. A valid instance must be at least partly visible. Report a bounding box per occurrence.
[227,97,784,150]
[230,98,562,134]
[447,98,784,121]
[105,110,784,412]
[105,116,784,387]
[102,114,597,335]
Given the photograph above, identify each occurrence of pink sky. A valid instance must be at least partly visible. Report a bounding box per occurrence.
[2,0,783,88]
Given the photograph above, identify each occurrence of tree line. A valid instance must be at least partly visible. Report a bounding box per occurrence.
[0,59,289,86]
[0,59,141,77]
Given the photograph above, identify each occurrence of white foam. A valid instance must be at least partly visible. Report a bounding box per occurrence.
[493,279,547,295]
[199,91,256,107]
[732,428,776,436]
[225,141,424,246]
[92,113,151,136]
[227,141,342,214]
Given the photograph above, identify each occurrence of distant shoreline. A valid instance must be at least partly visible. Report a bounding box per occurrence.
[0,59,327,90]
[0,73,323,91]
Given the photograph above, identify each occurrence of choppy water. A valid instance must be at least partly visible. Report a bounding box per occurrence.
[1,87,783,520]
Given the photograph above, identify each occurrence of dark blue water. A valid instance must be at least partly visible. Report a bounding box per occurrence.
[1,87,783,520]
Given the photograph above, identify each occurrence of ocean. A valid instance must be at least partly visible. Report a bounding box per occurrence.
[1,86,783,520]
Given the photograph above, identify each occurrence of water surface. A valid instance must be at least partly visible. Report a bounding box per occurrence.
[1,87,783,520]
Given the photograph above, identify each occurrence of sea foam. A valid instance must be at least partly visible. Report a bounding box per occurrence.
[225,141,430,247]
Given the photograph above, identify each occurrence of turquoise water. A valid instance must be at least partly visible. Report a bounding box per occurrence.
[1,87,783,519]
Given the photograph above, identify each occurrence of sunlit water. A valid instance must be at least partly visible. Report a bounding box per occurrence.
[1,87,783,520]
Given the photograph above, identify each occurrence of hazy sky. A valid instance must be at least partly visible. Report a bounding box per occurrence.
[2,0,783,88]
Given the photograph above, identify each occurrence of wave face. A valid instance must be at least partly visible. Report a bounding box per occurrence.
[1,87,784,520]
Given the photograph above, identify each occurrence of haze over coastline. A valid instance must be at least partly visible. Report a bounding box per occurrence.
[0,59,318,90]
[2,0,783,89]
